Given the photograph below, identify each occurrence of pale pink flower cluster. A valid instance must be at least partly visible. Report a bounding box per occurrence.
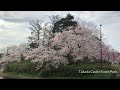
[0,44,28,64]
[25,45,68,69]
[51,27,100,62]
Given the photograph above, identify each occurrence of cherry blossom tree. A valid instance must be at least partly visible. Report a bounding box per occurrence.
[24,26,102,70]
[50,26,101,63]
[0,44,29,64]
[25,45,68,70]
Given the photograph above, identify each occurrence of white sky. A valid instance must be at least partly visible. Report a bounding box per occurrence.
[0,11,120,52]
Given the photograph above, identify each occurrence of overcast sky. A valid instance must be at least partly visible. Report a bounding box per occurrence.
[0,11,120,52]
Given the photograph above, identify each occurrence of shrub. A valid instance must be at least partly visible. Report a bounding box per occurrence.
[3,60,36,73]
[39,62,117,78]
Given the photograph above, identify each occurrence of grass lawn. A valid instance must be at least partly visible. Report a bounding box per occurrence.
[0,72,117,79]
[0,71,40,79]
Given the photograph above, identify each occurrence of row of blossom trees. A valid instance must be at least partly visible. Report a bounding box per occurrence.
[0,14,120,70]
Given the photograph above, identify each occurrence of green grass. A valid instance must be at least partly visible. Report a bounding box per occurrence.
[1,61,119,79]
[0,71,41,79]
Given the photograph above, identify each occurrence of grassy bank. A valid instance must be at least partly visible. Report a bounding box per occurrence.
[0,61,119,79]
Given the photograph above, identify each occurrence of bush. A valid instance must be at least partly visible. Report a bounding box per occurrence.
[40,62,117,78]
[3,60,36,73]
